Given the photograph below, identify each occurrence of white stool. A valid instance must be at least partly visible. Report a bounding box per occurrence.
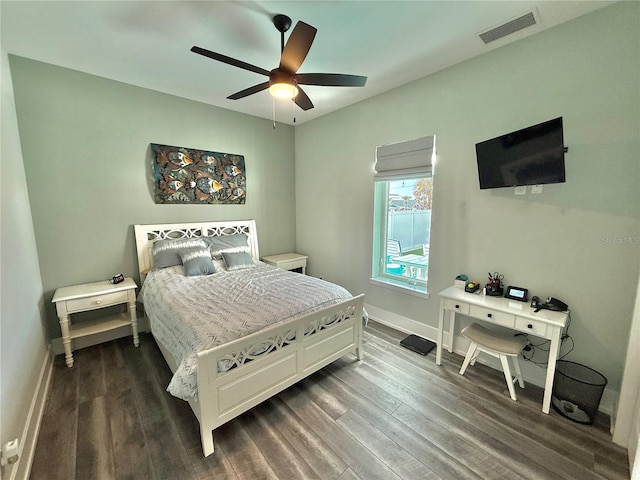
[459,323,527,401]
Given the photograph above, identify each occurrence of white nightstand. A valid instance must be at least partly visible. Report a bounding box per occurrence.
[52,278,139,367]
[261,253,308,274]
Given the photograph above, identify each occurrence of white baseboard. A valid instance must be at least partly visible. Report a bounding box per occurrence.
[5,347,54,480]
[51,317,150,356]
[364,303,618,417]
[365,304,438,341]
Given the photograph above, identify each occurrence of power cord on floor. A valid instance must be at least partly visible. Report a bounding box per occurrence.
[515,310,574,368]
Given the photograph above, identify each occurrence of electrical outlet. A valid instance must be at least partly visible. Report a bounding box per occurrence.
[514,186,527,195]
[1,438,20,466]
[531,184,543,194]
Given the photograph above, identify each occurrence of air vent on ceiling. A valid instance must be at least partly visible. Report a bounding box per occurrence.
[479,12,537,44]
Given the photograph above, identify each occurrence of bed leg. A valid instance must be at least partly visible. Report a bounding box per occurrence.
[356,335,364,361]
[201,429,215,457]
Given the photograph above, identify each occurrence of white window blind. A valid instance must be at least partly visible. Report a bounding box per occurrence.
[375,135,435,179]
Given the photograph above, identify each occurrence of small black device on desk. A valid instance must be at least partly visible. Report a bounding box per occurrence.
[532,296,569,312]
[504,285,528,302]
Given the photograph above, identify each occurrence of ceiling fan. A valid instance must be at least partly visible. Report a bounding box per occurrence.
[191,14,367,111]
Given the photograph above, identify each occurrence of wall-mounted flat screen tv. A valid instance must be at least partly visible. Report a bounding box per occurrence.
[476,117,566,189]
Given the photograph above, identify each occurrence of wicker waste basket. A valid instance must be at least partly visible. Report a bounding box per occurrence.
[551,360,607,424]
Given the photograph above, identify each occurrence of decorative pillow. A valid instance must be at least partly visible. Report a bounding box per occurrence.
[152,237,207,269]
[179,247,217,276]
[222,251,257,271]
[211,257,227,272]
[204,233,250,258]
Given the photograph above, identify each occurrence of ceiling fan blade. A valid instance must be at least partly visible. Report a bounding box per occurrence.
[191,46,270,77]
[294,86,314,111]
[296,73,367,87]
[279,21,317,74]
[227,82,270,100]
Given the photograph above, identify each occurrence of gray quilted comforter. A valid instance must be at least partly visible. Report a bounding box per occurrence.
[142,264,357,401]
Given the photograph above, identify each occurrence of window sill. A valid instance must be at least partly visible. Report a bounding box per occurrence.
[370,277,430,300]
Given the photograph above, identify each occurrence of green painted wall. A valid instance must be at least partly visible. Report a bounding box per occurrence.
[1,50,48,469]
[294,2,640,390]
[7,2,639,397]
[10,58,296,340]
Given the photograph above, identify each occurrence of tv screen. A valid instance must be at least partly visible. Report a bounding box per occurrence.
[476,117,566,189]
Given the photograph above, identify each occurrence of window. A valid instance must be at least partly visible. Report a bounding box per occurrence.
[371,136,435,295]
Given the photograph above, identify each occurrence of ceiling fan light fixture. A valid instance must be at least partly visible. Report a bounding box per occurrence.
[269,81,298,99]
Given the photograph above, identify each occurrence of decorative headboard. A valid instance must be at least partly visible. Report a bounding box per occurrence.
[133,220,259,283]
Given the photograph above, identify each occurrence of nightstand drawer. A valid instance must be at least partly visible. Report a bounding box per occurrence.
[65,290,129,313]
[262,253,307,273]
[469,305,515,328]
[279,258,307,271]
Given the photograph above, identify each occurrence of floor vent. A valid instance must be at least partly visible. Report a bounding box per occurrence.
[479,12,537,44]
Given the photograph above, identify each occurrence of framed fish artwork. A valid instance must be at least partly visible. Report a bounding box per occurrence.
[151,143,246,204]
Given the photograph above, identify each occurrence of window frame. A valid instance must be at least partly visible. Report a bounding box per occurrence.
[371,172,432,298]
[370,135,435,298]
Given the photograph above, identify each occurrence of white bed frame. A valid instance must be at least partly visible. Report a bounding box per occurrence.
[133,220,364,456]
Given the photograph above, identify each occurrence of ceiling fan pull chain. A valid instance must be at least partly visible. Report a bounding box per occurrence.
[272,96,276,129]
[292,99,296,124]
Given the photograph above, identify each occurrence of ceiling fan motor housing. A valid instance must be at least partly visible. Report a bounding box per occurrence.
[270,69,296,86]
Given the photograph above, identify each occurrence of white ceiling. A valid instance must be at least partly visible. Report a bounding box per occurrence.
[1,1,613,125]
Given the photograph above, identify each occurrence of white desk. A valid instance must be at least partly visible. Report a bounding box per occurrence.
[437,286,568,413]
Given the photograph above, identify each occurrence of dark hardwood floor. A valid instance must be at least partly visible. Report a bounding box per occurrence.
[30,321,630,480]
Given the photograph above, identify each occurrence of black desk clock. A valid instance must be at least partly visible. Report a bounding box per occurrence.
[504,285,528,302]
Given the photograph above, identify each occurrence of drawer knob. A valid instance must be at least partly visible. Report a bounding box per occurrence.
[95,298,103,305]
[455,304,460,309]
[527,323,533,329]
[487,313,492,318]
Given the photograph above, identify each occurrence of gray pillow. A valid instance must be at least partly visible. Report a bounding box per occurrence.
[152,237,207,269]
[179,247,217,276]
[204,233,250,257]
[211,257,227,272]
[222,251,256,271]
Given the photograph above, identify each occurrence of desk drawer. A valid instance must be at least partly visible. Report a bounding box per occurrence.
[469,305,515,328]
[280,258,306,271]
[515,317,547,337]
[444,299,469,315]
[65,290,129,313]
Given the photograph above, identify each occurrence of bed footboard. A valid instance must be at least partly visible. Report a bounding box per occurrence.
[194,294,365,456]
